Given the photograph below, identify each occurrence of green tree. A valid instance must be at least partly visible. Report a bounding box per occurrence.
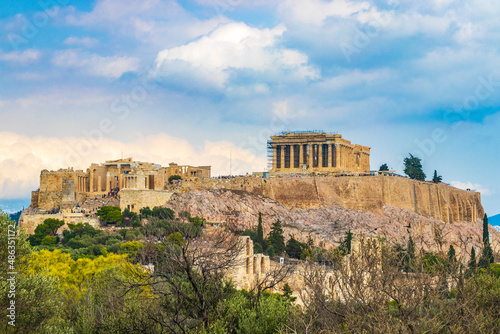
[403,235,416,272]
[432,170,443,183]
[152,206,175,220]
[286,235,304,259]
[139,206,153,217]
[41,235,57,245]
[339,230,354,255]
[447,244,456,264]
[257,212,264,246]
[267,220,285,255]
[253,242,263,254]
[282,283,297,303]
[468,246,477,271]
[267,245,275,257]
[478,243,494,269]
[379,163,389,171]
[168,174,182,182]
[28,218,65,246]
[483,214,490,245]
[96,206,123,225]
[404,153,426,181]
[122,208,140,226]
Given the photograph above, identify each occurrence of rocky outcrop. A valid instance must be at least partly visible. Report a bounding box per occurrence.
[176,175,483,224]
[164,188,498,259]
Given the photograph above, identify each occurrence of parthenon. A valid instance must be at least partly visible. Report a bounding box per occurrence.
[269,131,370,173]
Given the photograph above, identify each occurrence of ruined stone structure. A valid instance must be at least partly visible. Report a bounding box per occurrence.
[269,131,370,173]
[30,158,210,210]
[231,236,271,290]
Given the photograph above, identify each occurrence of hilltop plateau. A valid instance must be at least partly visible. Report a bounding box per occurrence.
[163,186,498,258]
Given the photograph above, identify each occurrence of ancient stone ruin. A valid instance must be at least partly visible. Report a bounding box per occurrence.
[269,131,370,173]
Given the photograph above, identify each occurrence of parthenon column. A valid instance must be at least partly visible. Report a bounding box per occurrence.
[337,145,341,168]
[308,144,314,168]
[273,146,278,170]
[318,144,323,169]
[332,144,337,167]
[290,144,295,169]
[280,145,285,170]
[299,144,304,168]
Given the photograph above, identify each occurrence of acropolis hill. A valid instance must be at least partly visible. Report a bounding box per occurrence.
[19,131,494,256]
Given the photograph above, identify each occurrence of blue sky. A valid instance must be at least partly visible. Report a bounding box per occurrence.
[0,0,499,217]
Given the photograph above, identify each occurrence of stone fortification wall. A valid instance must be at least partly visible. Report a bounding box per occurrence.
[174,175,483,224]
[19,213,100,235]
[163,188,498,259]
[120,189,174,213]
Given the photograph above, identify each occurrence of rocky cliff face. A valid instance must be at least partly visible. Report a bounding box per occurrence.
[176,175,483,224]
[164,188,498,259]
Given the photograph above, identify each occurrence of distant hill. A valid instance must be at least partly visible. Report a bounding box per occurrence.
[9,210,23,223]
[489,214,500,226]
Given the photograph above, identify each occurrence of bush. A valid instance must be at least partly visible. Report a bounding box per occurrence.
[96,206,123,225]
[254,242,263,254]
[108,242,121,254]
[41,235,57,245]
[125,230,137,241]
[267,245,275,257]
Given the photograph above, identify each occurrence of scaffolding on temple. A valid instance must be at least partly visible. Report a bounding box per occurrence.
[275,130,338,136]
[266,139,273,171]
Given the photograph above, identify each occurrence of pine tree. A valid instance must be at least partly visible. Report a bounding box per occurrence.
[432,170,442,183]
[268,219,285,255]
[404,153,426,181]
[257,212,264,246]
[379,163,389,171]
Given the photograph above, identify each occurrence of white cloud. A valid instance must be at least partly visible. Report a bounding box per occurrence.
[450,181,492,196]
[279,0,371,26]
[0,49,41,64]
[63,36,99,48]
[0,132,266,200]
[52,50,140,79]
[65,0,227,49]
[153,22,319,88]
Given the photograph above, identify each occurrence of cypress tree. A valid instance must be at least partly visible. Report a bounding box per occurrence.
[447,244,456,264]
[257,212,264,246]
[483,214,489,245]
[345,230,353,254]
[468,246,476,271]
